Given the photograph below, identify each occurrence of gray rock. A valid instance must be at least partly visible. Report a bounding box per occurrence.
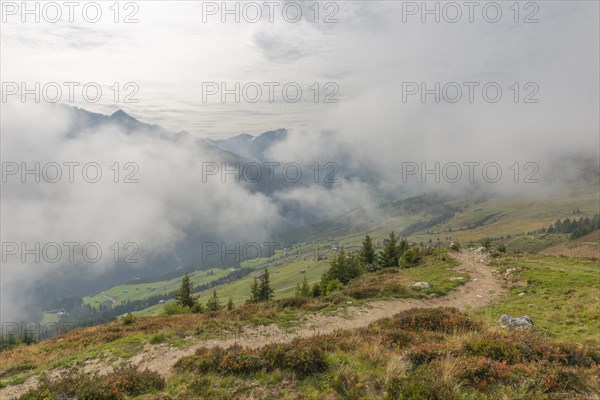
[498,314,534,329]
[412,282,431,289]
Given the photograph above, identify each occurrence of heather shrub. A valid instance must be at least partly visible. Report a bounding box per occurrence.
[18,367,164,400]
[463,331,597,366]
[453,357,588,393]
[260,343,288,369]
[378,328,417,350]
[174,347,226,374]
[344,287,381,299]
[218,348,264,374]
[281,342,327,375]
[454,357,515,390]
[404,343,455,367]
[275,295,311,309]
[104,366,165,395]
[174,341,327,377]
[74,376,119,400]
[391,307,479,333]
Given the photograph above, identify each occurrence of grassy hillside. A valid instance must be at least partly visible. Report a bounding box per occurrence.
[14,307,600,400]
[0,255,466,388]
[408,188,599,245]
[82,268,230,309]
[1,251,598,399]
[478,254,600,344]
[124,187,598,318]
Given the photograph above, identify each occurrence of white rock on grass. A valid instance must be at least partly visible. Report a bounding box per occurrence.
[412,282,431,289]
[498,314,534,329]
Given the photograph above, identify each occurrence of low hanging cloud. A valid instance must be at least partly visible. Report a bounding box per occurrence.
[1,1,598,323]
[1,102,287,321]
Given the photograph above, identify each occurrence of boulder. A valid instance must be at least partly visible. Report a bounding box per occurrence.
[412,282,431,289]
[498,314,534,329]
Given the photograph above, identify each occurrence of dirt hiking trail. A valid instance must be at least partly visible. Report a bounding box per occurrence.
[0,252,504,400]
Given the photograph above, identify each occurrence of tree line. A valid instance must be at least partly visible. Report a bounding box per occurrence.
[545,215,599,239]
[172,231,426,311]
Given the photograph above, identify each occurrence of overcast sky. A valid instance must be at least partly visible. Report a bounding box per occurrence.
[2,1,598,137]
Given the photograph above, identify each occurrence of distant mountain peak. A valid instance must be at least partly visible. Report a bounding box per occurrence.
[110,109,138,121]
[207,128,288,162]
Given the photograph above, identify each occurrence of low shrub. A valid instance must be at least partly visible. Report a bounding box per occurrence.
[282,342,327,375]
[104,366,165,395]
[275,296,311,309]
[400,247,423,268]
[260,343,288,369]
[174,347,225,374]
[453,357,587,393]
[149,332,166,344]
[174,341,327,377]
[122,313,136,326]
[18,367,164,400]
[74,376,119,400]
[454,357,515,390]
[163,302,189,315]
[391,307,479,333]
[463,331,597,367]
[375,327,417,350]
[404,343,455,367]
[344,287,381,299]
[218,348,264,374]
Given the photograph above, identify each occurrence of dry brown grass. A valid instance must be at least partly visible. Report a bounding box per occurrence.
[540,229,599,260]
[0,312,233,375]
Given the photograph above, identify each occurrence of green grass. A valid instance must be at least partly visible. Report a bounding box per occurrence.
[134,248,338,317]
[407,188,599,245]
[40,312,59,325]
[478,254,600,344]
[136,308,599,400]
[82,268,229,308]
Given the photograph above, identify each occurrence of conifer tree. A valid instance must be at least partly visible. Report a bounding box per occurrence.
[396,238,409,258]
[259,268,274,301]
[322,247,362,286]
[378,231,399,268]
[174,273,197,308]
[248,279,260,303]
[206,290,221,311]
[300,275,310,297]
[359,234,377,265]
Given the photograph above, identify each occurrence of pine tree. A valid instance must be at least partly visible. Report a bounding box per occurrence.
[397,238,409,258]
[300,275,310,297]
[378,231,399,268]
[174,273,197,308]
[359,234,377,265]
[248,279,260,303]
[227,297,234,311]
[311,282,322,297]
[322,247,363,286]
[206,290,221,311]
[259,268,274,301]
